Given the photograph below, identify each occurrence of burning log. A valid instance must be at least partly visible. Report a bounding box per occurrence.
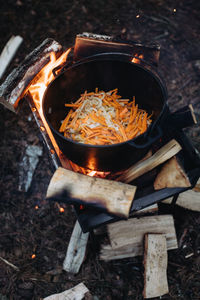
[143,234,169,299]
[162,178,200,211]
[46,167,137,218]
[117,139,182,183]
[0,38,62,112]
[154,155,191,189]
[74,32,160,66]
[43,282,90,300]
[0,35,23,80]
[100,215,177,261]
[63,220,89,274]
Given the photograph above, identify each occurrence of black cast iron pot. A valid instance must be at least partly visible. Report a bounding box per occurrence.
[42,53,169,171]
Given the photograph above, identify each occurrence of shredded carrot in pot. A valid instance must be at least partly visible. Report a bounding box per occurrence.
[59,88,153,145]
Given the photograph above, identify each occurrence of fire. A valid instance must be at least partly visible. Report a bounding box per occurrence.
[28,48,71,154]
[132,54,144,64]
[29,48,71,112]
[31,254,36,259]
[88,171,97,177]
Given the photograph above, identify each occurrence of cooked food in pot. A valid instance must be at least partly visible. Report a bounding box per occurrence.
[59,88,152,145]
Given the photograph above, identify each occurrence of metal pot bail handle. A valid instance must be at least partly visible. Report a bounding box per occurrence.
[128,126,163,149]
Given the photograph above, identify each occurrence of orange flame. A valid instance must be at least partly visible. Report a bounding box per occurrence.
[132,54,144,64]
[29,48,71,112]
[28,49,71,154]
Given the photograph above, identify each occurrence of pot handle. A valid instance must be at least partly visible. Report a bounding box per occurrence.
[127,126,162,149]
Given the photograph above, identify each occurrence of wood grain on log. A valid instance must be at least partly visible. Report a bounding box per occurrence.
[0,38,62,112]
[117,139,182,183]
[162,178,200,211]
[143,234,169,299]
[46,167,137,218]
[154,156,191,189]
[100,215,177,261]
[63,221,89,274]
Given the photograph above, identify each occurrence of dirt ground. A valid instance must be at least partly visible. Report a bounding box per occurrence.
[0,1,200,299]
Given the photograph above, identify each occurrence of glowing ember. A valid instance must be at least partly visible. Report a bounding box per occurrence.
[88,171,97,177]
[136,14,140,18]
[132,54,144,64]
[173,8,176,12]
[59,207,65,213]
[34,205,39,210]
[31,254,36,259]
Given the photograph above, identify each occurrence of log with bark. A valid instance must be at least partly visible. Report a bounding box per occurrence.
[0,35,23,80]
[143,234,169,299]
[46,167,137,218]
[100,215,177,261]
[0,38,62,112]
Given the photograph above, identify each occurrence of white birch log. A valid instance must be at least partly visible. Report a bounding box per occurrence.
[43,282,90,300]
[0,35,23,80]
[143,234,169,298]
[63,221,89,274]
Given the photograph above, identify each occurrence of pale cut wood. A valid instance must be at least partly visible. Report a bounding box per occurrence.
[162,179,200,211]
[43,282,89,300]
[154,156,191,190]
[0,38,62,112]
[143,234,169,299]
[63,221,89,274]
[0,35,23,80]
[100,215,177,261]
[131,203,158,216]
[46,167,137,218]
[117,139,182,183]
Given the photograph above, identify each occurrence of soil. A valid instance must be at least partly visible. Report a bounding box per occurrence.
[0,1,200,299]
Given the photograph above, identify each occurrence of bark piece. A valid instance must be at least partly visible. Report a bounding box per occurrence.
[162,179,200,211]
[43,282,90,300]
[63,221,89,274]
[143,234,169,299]
[0,35,23,79]
[46,167,137,218]
[117,139,182,183]
[154,156,191,190]
[100,215,177,261]
[0,38,62,112]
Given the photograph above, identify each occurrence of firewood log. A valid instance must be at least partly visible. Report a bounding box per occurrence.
[100,215,177,261]
[154,156,191,190]
[0,38,62,112]
[143,234,169,298]
[43,283,90,300]
[46,167,137,218]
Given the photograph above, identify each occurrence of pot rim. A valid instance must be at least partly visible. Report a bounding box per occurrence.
[42,53,168,149]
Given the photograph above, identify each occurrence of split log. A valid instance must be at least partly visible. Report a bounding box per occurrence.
[100,215,177,261]
[63,220,89,274]
[143,234,169,298]
[0,35,23,80]
[0,38,62,112]
[162,178,200,211]
[117,139,182,183]
[46,167,137,218]
[154,156,191,190]
[43,282,90,300]
[74,32,160,66]
[130,203,158,216]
